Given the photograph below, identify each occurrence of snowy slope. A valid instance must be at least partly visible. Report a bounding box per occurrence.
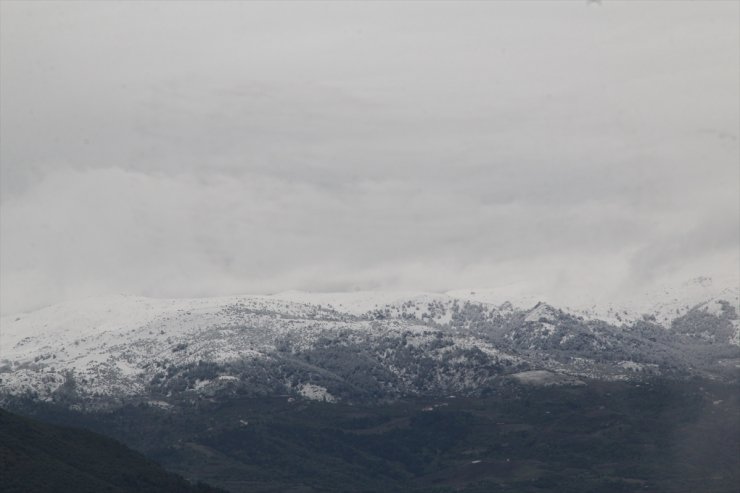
[1,294,351,399]
[1,277,737,407]
[0,293,518,402]
[446,276,739,327]
[269,290,467,325]
[565,277,739,326]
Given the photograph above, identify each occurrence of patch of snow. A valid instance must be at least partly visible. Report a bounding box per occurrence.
[511,370,583,386]
[147,400,173,410]
[269,290,440,316]
[524,303,558,323]
[699,300,727,317]
[192,379,212,391]
[730,320,740,346]
[617,361,657,372]
[297,383,337,403]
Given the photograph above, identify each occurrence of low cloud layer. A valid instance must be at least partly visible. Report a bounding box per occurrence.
[1,1,738,314]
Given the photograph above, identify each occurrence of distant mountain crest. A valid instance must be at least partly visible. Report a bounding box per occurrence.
[1,277,738,409]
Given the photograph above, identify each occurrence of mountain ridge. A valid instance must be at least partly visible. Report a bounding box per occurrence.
[1,277,737,409]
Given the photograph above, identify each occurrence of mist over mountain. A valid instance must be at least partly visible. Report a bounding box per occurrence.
[2,1,738,492]
[2,1,738,316]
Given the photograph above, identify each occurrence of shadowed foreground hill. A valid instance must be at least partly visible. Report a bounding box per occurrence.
[0,408,224,493]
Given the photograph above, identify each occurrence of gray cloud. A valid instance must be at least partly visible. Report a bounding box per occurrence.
[1,1,738,314]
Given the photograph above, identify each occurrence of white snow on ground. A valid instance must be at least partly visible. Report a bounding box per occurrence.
[1,276,737,401]
[0,294,329,399]
[524,304,558,324]
[511,370,584,386]
[147,400,174,410]
[698,299,729,317]
[270,290,460,324]
[297,383,336,403]
[446,281,542,308]
[617,361,658,372]
[269,290,436,315]
[730,321,740,346]
[565,277,739,327]
[447,277,739,328]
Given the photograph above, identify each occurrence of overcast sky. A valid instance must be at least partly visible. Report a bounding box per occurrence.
[1,1,738,314]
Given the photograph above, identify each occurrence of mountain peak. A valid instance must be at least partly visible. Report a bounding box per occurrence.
[524,302,559,323]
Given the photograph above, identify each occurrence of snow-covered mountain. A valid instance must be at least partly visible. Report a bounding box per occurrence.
[1,278,738,408]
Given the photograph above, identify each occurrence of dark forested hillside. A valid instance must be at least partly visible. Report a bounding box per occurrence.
[11,378,740,493]
[0,408,224,493]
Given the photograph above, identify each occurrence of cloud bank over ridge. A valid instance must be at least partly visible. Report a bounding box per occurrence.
[1,1,738,314]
